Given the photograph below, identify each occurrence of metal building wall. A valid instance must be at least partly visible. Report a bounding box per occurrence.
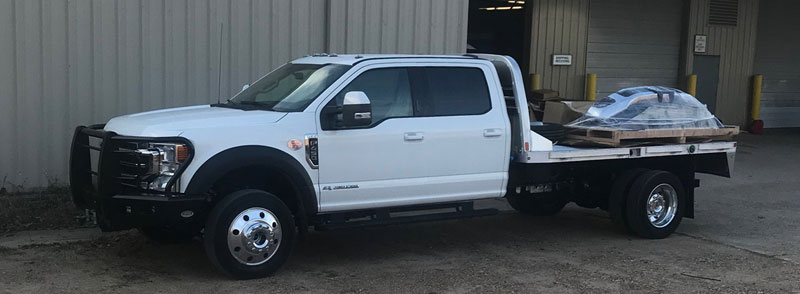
[0,0,471,190]
[587,0,683,98]
[683,0,760,127]
[753,0,800,128]
[527,0,589,100]
[0,0,328,189]
[327,0,469,54]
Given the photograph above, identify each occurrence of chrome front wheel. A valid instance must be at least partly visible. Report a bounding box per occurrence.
[205,189,295,279]
[227,207,282,266]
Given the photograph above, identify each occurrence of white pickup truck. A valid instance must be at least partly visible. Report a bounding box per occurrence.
[70,54,736,279]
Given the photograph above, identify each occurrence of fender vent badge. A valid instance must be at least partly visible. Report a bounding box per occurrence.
[305,134,319,169]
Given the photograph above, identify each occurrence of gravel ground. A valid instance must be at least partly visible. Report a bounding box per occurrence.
[0,189,82,233]
[0,209,797,293]
[0,130,798,293]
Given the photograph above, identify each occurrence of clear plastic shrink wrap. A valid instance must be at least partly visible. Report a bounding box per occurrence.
[567,86,723,130]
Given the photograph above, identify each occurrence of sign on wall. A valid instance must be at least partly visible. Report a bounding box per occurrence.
[552,54,573,66]
[694,35,708,53]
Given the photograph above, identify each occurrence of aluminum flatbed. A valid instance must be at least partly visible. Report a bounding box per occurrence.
[522,141,737,164]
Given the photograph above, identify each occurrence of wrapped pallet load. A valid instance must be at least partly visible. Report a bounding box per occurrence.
[568,86,723,130]
[561,86,737,147]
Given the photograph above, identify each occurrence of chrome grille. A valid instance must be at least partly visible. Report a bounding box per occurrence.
[114,141,152,194]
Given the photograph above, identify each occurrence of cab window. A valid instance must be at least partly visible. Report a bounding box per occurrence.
[327,67,413,127]
[418,67,492,116]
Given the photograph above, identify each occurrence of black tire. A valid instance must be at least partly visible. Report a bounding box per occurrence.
[607,168,648,232]
[624,170,684,239]
[507,191,569,216]
[204,189,295,279]
[139,226,197,244]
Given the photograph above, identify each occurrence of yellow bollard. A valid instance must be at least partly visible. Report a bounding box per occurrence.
[586,73,597,101]
[529,73,542,91]
[752,74,763,120]
[687,74,697,97]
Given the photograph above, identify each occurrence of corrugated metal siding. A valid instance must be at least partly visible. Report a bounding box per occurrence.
[527,0,589,100]
[587,0,683,98]
[0,0,471,189]
[0,0,328,189]
[327,0,468,54]
[683,0,759,126]
[754,0,800,128]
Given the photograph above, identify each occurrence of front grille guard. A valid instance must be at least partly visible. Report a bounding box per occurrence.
[69,125,194,211]
[69,124,118,210]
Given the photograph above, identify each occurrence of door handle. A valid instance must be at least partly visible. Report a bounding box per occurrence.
[483,128,502,137]
[404,132,424,141]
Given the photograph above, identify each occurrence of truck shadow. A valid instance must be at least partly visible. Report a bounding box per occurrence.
[103,206,632,280]
[293,207,623,262]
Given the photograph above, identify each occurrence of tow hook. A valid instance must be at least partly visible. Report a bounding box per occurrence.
[75,209,97,226]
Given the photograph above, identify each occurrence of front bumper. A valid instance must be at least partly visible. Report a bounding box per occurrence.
[69,125,206,231]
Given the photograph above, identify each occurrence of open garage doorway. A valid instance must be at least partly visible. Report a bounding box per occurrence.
[467,0,529,70]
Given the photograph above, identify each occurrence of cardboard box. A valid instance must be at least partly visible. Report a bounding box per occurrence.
[542,101,595,125]
[529,94,582,109]
[528,89,559,101]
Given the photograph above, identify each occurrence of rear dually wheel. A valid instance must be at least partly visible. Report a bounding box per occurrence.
[607,168,648,232]
[624,170,685,239]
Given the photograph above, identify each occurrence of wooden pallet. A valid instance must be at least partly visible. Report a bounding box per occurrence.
[563,125,740,147]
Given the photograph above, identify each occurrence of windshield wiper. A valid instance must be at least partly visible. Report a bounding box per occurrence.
[236,100,278,108]
[228,100,280,110]
[212,100,277,110]
[237,100,269,105]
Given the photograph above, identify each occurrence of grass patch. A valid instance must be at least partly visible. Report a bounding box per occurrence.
[0,186,84,233]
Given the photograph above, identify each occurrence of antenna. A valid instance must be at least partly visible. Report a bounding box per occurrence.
[216,22,224,104]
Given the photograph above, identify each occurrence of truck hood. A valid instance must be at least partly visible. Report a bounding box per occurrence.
[104,105,287,137]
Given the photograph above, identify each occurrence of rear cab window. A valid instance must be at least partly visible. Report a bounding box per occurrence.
[417,67,492,116]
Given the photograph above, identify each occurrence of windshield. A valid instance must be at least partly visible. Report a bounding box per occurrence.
[226,63,351,112]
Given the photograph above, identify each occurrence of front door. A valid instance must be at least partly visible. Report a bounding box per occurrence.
[315,62,509,213]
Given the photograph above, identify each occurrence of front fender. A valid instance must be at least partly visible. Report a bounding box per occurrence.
[184,145,318,217]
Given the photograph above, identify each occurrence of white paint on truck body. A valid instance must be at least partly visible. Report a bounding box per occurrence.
[100,54,735,214]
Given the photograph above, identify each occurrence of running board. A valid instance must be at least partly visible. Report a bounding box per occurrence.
[315,201,498,231]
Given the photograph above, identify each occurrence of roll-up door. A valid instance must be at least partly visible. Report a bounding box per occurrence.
[754,0,800,128]
[587,0,683,98]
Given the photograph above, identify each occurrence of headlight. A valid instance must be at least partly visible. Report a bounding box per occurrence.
[135,143,190,192]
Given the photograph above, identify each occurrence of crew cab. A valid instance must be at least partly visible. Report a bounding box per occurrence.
[70,54,736,279]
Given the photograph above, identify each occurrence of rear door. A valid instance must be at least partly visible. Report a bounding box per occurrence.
[315,61,509,212]
[410,66,510,201]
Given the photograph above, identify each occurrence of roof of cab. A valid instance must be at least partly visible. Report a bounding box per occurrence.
[290,53,482,65]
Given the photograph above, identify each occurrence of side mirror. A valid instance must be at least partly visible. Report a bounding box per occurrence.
[341,91,372,127]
